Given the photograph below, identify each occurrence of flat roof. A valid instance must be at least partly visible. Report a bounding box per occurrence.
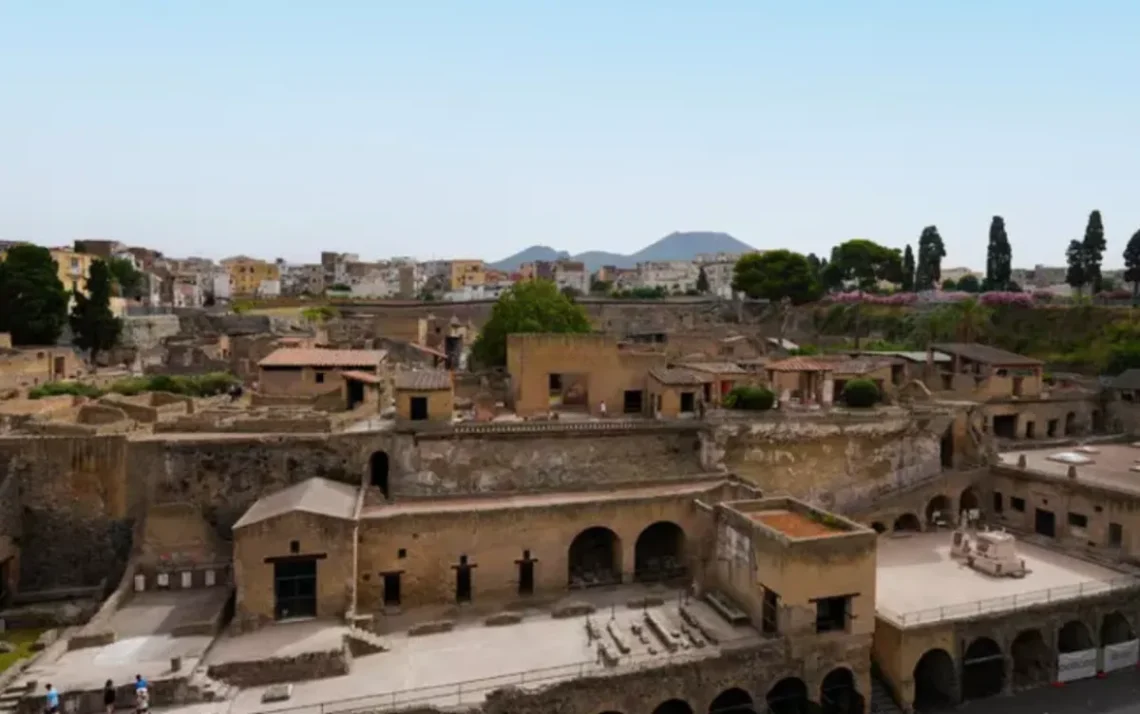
[259,348,386,368]
[1000,445,1140,495]
[876,531,1137,628]
[750,509,843,538]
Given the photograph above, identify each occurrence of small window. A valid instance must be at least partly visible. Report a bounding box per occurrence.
[815,596,850,634]
[1068,512,1088,529]
[459,554,468,566]
[398,548,407,559]
[1110,522,1124,547]
[548,374,563,392]
[315,372,326,384]
[941,374,953,390]
[1011,497,1026,512]
[289,540,300,554]
[993,492,1003,513]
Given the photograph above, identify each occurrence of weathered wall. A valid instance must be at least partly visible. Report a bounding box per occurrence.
[119,314,181,350]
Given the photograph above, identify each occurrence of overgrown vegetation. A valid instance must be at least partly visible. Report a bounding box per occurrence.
[841,379,880,407]
[29,372,239,400]
[0,629,45,674]
[723,385,775,411]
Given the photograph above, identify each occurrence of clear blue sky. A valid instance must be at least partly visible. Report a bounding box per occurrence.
[2,1,1138,269]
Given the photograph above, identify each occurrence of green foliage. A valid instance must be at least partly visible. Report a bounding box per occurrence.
[696,266,710,294]
[107,257,144,299]
[1105,343,1140,376]
[915,226,946,290]
[956,274,981,293]
[0,244,69,345]
[1065,239,1088,293]
[901,245,915,292]
[69,259,122,363]
[28,372,240,400]
[1123,229,1140,297]
[824,239,903,291]
[841,378,880,408]
[470,280,592,366]
[983,216,1013,291]
[27,381,105,399]
[723,385,775,410]
[612,286,667,299]
[941,279,957,290]
[787,345,820,356]
[732,250,822,304]
[301,305,339,323]
[231,299,254,314]
[589,279,612,295]
[1082,210,1107,293]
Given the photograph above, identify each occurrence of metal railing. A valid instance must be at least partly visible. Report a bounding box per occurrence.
[879,575,1140,627]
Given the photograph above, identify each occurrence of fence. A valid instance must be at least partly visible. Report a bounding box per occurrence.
[879,575,1140,627]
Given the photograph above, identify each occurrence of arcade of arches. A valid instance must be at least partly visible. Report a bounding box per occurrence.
[568,521,688,589]
[639,672,861,714]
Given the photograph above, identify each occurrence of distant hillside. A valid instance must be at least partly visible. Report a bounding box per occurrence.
[489,231,754,272]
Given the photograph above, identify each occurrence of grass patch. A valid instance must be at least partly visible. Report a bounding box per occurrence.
[0,629,46,673]
[29,372,240,400]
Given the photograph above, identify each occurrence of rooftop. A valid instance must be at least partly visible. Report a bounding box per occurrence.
[341,370,383,385]
[855,350,952,364]
[765,356,836,372]
[234,477,359,529]
[999,445,1140,495]
[749,509,842,538]
[394,370,452,391]
[648,367,709,386]
[680,362,748,375]
[931,343,1042,366]
[875,531,1137,628]
[1111,368,1140,390]
[723,497,865,541]
[259,348,387,369]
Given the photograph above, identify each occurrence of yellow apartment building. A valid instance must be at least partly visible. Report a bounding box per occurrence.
[448,260,485,290]
[222,256,280,296]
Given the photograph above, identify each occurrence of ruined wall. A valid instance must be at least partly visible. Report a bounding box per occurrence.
[706,414,943,510]
[119,314,181,350]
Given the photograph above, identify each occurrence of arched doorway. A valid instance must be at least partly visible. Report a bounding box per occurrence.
[893,513,921,532]
[820,668,863,714]
[1010,629,1050,689]
[961,637,1004,700]
[1065,412,1077,435]
[766,677,809,714]
[913,648,956,710]
[568,527,622,588]
[634,521,686,582]
[369,451,390,499]
[958,487,980,518]
[1101,611,1135,645]
[925,495,952,527]
[652,700,694,714]
[870,522,886,534]
[1059,620,1094,653]
[708,687,754,713]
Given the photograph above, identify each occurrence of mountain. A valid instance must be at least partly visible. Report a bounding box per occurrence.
[489,232,754,272]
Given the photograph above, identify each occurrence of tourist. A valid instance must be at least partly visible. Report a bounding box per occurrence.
[44,684,60,714]
[103,680,115,714]
[599,400,607,418]
[134,676,149,714]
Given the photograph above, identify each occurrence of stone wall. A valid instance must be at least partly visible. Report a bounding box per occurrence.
[207,645,349,687]
[120,314,181,350]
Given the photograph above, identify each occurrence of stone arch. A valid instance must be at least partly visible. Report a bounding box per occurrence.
[1010,629,1051,689]
[1065,411,1077,434]
[369,451,390,498]
[925,495,953,527]
[652,700,695,714]
[568,526,622,588]
[1101,611,1136,645]
[870,521,887,534]
[708,687,754,713]
[961,636,1005,700]
[634,521,686,583]
[1058,619,1094,653]
[913,648,956,710]
[892,513,922,532]
[766,677,809,714]
[820,667,863,714]
[958,486,980,517]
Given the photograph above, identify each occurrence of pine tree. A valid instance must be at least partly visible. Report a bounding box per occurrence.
[1081,210,1107,294]
[984,216,1013,291]
[1123,229,1140,299]
[915,226,947,291]
[901,245,915,292]
[0,244,69,345]
[69,259,122,367]
[1065,240,1088,296]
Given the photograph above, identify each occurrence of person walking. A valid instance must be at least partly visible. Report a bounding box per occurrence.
[134,676,149,714]
[44,684,60,714]
[103,680,116,714]
[599,400,607,418]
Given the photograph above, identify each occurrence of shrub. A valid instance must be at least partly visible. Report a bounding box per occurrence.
[841,379,879,408]
[107,372,240,398]
[724,386,775,411]
[787,345,820,356]
[27,381,105,400]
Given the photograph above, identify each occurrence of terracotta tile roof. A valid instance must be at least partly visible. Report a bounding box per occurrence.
[394,370,452,391]
[234,478,358,529]
[681,362,749,375]
[765,357,837,372]
[832,358,893,375]
[258,348,386,368]
[341,370,383,385]
[932,343,1042,366]
[649,367,710,386]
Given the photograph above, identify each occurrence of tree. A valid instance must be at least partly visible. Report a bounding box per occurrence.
[901,245,916,292]
[956,274,981,293]
[941,279,958,290]
[470,279,591,366]
[1065,239,1088,295]
[824,239,903,291]
[946,297,992,344]
[696,266,710,294]
[1082,210,1107,293]
[914,226,946,291]
[69,259,122,366]
[107,257,144,299]
[731,250,823,305]
[0,244,69,345]
[1124,229,1140,298]
[983,216,1013,291]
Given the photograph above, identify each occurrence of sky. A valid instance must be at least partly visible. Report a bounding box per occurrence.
[2,2,1138,269]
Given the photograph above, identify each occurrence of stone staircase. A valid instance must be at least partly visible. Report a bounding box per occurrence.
[343,627,389,657]
[869,674,904,714]
[187,666,236,703]
[0,683,25,714]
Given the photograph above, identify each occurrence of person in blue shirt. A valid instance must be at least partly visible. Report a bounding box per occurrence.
[44,684,60,714]
[134,676,147,691]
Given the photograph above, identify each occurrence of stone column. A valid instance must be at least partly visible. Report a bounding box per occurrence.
[823,376,835,406]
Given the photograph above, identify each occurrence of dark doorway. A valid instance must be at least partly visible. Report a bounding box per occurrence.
[925,495,952,527]
[708,687,754,713]
[568,527,621,588]
[454,555,474,603]
[680,391,696,413]
[702,382,712,403]
[766,677,809,714]
[940,428,954,468]
[652,700,694,714]
[1010,629,1050,689]
[958,487,980,516]
[382,572,402,607]
[444,335,461,370]
[369,451,390,498]
[1047,419,1058,437]
[870,522,886,534]
[1025,421,1036,439]
[761,587,780,634]
[410,396,429,421]
[634,521,686,582]
[1101,611,1135,645]
[1034,508,1056,538]
[992,415,1017,439]
[623,390,644,415]
[1092,409,1104,432]
[517,550,536,596]
[52,356,65,378]
[820,667,863,714]
[346,379,365,409]
[962,637,1005,700]
[893,513,922,532]
[1065,412,1077,435]
[1058,620,1093,653]
[0,558,9,607]
[274,559,317,620]
[913,648,956,711]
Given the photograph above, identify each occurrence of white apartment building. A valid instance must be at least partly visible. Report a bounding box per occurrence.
[699,260,737,298]
[279,263,325,297]
[210,271,232,302]
[635,261,701,294]
[553,261,590,295]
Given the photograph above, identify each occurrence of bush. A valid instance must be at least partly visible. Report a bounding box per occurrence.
[28,381,105,400]
[107,372,240,398]
[724,385,775,411]
[841,379,879,408]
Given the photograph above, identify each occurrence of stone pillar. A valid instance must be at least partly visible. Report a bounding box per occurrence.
[823,377,835,406]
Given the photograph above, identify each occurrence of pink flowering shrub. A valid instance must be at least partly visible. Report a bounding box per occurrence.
[1032,290,1054,303]
[826,291,918,305]
[980,291,1034,308]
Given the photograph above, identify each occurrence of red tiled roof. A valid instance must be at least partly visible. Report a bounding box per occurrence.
[341,370,383,385]
[766,357,836,372]
[259,348,386,368]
